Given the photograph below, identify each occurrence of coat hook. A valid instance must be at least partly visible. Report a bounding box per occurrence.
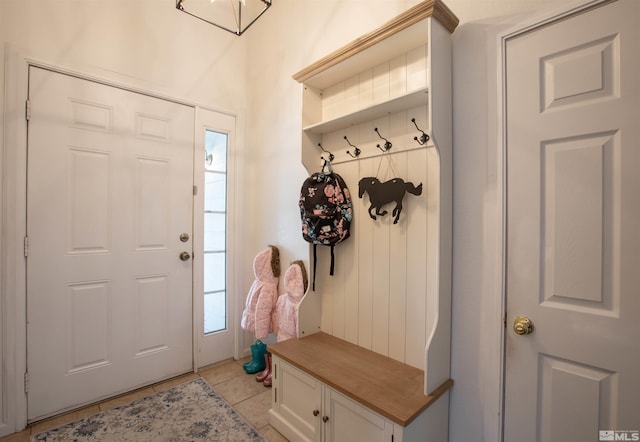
[411,118,430,145]
[374,128,392,152]
[318,143,334,162]
[344,136,361,158]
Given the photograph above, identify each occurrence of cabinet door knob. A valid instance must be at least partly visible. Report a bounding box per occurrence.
[313,409,319,416]
[322,415,329,423]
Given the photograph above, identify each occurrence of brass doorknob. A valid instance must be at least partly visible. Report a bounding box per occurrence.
[513,316,534,335]
[322,415,329,423]
[179,251,191,261]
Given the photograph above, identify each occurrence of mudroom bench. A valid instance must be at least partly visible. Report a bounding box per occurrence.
[268,332,453,442]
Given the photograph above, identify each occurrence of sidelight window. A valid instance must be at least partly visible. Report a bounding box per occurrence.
[203,130,227,334]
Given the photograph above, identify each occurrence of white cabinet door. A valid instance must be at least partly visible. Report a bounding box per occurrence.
[271,358,322,442]
[324,388,394,442]
[271,356,396,442]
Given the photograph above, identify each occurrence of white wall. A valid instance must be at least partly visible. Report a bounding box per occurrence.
[0,0,249,109]
[0,0,582,439]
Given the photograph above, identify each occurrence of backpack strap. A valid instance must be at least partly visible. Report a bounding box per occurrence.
[330,245,335,276]
[312,244,335,291]
[312,244,317,291]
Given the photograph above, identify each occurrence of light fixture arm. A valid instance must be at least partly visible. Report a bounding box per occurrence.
[176,0,272,36]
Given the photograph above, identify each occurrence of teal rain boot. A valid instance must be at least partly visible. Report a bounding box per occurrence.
[243,340,261,370]
[244,340,267,374]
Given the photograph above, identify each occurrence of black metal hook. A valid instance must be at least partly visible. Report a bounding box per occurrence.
[317,143,335,162]
[344,136,361,158]
[411,118,430,145]
[374,128,392,152]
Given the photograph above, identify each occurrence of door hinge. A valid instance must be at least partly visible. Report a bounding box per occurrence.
[503,311,507,328]
[24,236,29,257]
[24,372,29,393]
[25,99,31,121]
[193,185,198,196]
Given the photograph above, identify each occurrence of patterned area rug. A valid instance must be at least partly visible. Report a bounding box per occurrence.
[31,378,266,441]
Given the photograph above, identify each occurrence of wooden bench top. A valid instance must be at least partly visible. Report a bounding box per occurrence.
[268,332,453,426]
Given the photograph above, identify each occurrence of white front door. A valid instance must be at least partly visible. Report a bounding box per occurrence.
[26,66,195,420]
[504,1,640,440]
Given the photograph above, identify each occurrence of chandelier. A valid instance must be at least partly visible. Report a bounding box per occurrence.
[176,0,272,36]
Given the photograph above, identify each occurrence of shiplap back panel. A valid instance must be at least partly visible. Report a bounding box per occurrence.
[310,125,431,370]
[321,44,428,123]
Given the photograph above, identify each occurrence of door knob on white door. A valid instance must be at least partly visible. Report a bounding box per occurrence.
[513,316,534,335]
[179,251,191,261]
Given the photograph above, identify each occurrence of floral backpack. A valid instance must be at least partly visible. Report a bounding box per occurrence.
[299,161,352,290]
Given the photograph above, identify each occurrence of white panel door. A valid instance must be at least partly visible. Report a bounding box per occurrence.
[26,67,194,420]
[504,1,640,440]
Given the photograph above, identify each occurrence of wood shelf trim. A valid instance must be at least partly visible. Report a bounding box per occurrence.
[292,0,458,84]
[269,332,454,427]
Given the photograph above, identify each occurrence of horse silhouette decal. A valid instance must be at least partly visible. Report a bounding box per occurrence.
[358,177,423,224]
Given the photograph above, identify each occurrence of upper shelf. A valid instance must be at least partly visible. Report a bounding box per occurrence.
[303,88,429,134]
[292,0,458,90]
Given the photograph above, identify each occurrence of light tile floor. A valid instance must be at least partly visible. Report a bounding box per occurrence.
[0,358,288,442]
